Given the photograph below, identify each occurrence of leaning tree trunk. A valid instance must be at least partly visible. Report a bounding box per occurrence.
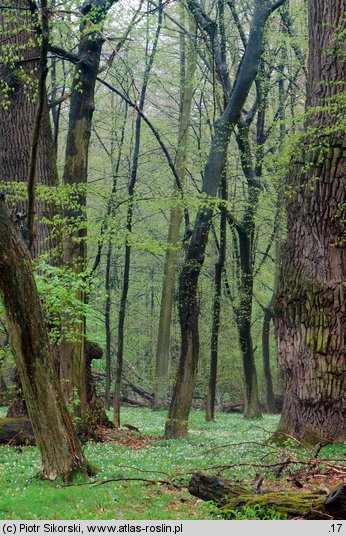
[274,0,346,444]
[0,197,93,480]
[165,0,285,439]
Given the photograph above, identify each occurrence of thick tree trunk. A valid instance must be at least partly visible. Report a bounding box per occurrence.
[0,198,93,480]
[188,472,346,519]
[0,1,58,257]
[274,0,346,444]
[165,0,284,439]
[0,0,59,419]
[154,11,196,410]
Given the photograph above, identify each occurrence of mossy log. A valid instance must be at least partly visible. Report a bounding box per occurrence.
[188,472,346,520]
[0,418,35,445]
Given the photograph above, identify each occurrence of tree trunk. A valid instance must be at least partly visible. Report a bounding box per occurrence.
[0,0,59,419]
[113,3,162,427]
[206,176,227,421]
[188,472,346,519]
[60,1,119,415]
[262,302,276,413]
[165,0,283,439]
[274,0,346,444]
[154,10,197,410]
[237,227,262,418]
[104,240,113,410]
[0,197,93,480]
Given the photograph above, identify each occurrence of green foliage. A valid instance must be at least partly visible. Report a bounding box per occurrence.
[35,260,96,344]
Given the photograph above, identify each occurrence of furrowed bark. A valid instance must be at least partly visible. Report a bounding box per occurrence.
[0,0,59,419]
[274,0,346,444]
[0,197,93,480]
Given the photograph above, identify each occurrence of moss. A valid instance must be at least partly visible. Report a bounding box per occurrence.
[221,491,326,519]
[317,326,329,353]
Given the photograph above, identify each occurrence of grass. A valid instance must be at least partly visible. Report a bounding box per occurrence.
[0,407,344,520]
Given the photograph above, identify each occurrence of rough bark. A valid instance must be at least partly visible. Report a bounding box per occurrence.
[165,0,285,440]
[274,0,346,444]
[0,0,59,419]
[0,197,93,480]
[0,0,58,258]
[188,472,346,519]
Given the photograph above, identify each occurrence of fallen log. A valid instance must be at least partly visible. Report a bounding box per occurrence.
[0,418,35,445]
[188,472,346,520]
[122,378,154,403]
[222,401,245,413]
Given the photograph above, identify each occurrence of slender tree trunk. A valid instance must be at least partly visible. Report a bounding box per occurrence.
[205,176,227,421]
[113,3,162,427]
[60,0,119,415]
[261,56,287,415]
[0,197,93,481]
[237,226,262,418]
[103,100,128,411]
[104,240,113,410]
[165,0,284,439]
[262,299,276,413]
[154,11,197,410]
[274,0,346,444]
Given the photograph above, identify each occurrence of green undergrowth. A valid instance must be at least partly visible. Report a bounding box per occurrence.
[0,407,344,520]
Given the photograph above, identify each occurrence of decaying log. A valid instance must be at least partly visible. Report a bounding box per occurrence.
[0,418,35,445]
[221,401,245,413]
[188,472,346,520]
[122,378,154,403]
[325,484,346,520]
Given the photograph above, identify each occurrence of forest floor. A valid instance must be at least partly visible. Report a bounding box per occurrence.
[0,407,345,520]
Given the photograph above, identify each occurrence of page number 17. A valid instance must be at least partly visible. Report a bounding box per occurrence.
[330,525,343,533]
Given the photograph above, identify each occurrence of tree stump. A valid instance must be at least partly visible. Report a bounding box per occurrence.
[188,472,346,520]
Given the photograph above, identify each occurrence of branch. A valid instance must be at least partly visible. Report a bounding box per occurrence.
[49,45,191,235]
[27,1,49,249]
